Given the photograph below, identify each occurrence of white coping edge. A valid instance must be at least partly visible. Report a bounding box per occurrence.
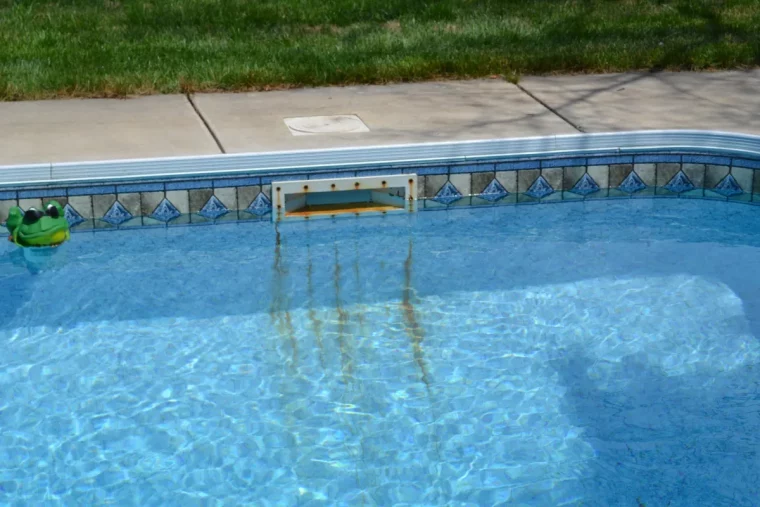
[1,130,759,186]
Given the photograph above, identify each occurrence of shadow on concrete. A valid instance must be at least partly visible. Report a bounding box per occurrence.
[518,68,760,134]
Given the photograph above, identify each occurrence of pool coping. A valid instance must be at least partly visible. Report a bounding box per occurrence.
[2,129,760,187]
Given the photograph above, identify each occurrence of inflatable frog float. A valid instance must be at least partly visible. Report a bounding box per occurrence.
[5,200,70,248]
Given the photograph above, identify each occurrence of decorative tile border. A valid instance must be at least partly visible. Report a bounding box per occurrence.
[0,154,758,231]
[2,131,760,231]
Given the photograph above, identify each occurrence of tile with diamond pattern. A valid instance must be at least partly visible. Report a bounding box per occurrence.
[246,192,272,216]
[713,174,743,197]
[151,198,181,222]
[478,179,509,202]
[569,173,600,196]
[525,175,554,199]
[433,181,463,205]
[64,203,86,227]
[102,201,132,225]
[664,170,695,194]
[199,195,229,219]
[618,171,647,194]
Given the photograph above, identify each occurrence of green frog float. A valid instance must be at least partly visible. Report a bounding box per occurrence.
[5,200,70,248]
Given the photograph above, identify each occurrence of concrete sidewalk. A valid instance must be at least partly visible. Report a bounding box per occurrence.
[1,70,758,166]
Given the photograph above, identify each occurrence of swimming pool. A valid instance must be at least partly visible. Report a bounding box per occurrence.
[2,198,760,505]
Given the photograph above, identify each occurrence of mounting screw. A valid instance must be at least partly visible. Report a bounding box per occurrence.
[354,182,360,188]
[382,180,387,185]
[277,204,282,209]
[331,183,336,189]
[303,185,309,191]
[408,179,413,184]
[276,187,281,192]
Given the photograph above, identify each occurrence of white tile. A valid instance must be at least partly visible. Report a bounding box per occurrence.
[214,187,237,210]
[495,171,517,194]
[732,167,753,193]
[166,190,189,214]
[449,173,471,196]
[67,196,93,219]
[587,165,609,189]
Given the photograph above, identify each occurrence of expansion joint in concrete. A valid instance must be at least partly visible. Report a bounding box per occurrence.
[515,83,585,133]
[186,93,226,154]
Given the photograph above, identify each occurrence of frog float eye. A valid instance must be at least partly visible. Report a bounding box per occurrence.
[46,204,60,219]
[23,208,45,223]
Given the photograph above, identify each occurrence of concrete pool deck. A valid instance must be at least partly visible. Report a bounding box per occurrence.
[1,70,759,166]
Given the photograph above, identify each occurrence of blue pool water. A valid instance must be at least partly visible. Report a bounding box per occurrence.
[2,199,760,506]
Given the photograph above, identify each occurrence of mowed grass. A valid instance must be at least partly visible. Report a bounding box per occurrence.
[0,0,759,100]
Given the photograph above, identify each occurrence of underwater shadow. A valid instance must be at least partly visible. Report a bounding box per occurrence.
[551,346,760,506]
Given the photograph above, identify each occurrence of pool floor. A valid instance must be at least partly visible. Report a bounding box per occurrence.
[1,199,760,506]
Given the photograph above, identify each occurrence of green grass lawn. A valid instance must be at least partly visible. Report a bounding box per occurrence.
[1,0,759,100]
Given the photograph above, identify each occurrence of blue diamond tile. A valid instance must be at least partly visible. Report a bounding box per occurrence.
[63,203,85,227]
[713,174,743,197]
[101,201,132,225]
[664,170,695,194]
[478,178,509,202]
[151,198,181,222]
[433,181,463,205]
[525,175,554,199]
[245,192,272,216]
[618,171,647,194]
[569,173,600,196]
[199,195,228,219]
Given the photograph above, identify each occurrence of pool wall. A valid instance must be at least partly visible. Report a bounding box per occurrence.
[1,130,759,230]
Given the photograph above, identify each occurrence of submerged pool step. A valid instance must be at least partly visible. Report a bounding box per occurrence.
[272,174,417,222]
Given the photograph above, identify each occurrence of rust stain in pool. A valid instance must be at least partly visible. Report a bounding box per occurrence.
[401,238,431,391]
[306,240,326,370]
[270,226,298,369]
[334,244,354,382]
